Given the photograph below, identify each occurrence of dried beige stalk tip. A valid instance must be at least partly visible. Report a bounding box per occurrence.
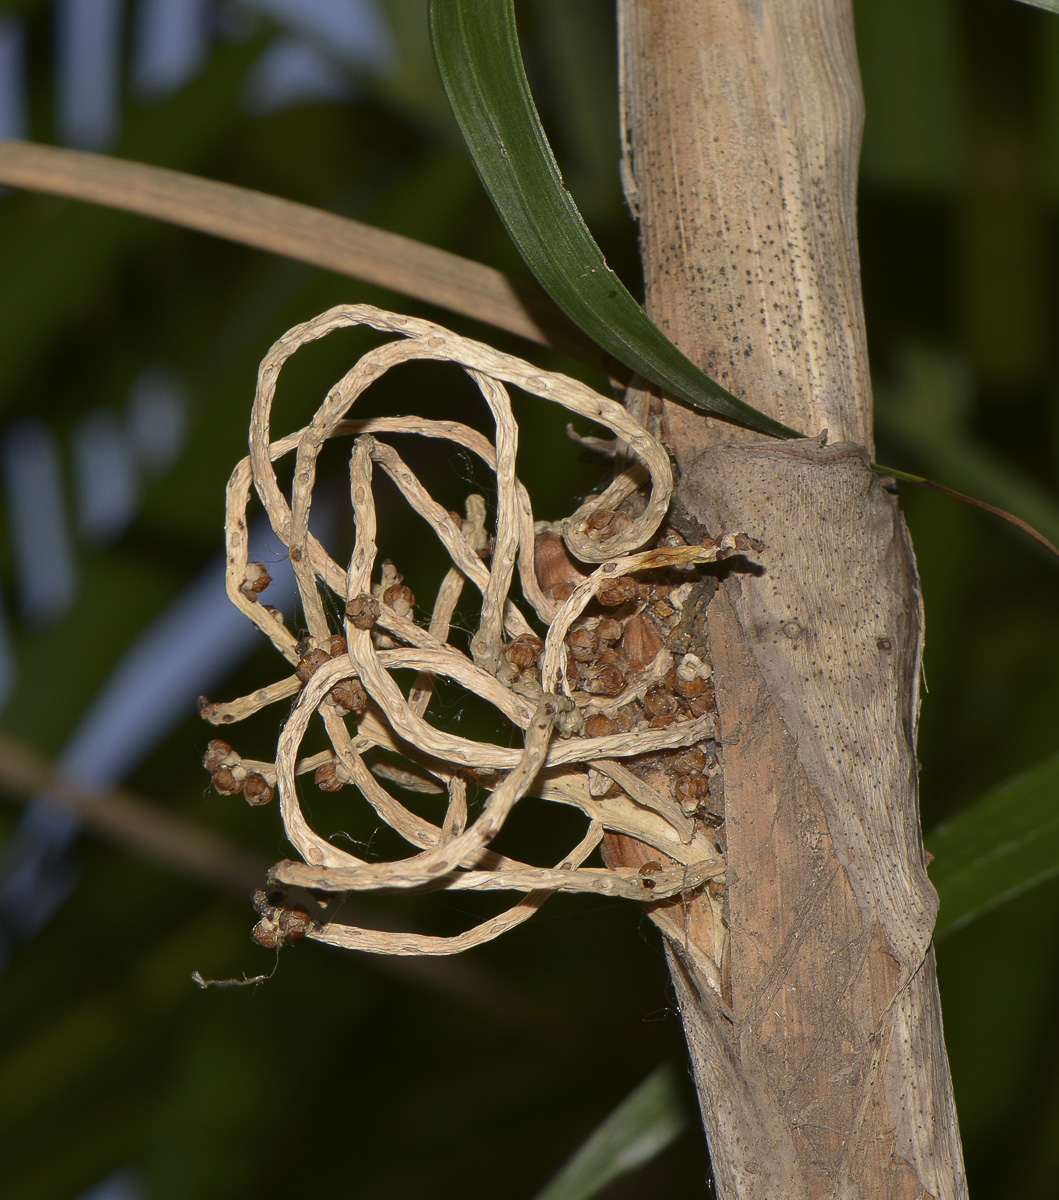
[206,304,736,973]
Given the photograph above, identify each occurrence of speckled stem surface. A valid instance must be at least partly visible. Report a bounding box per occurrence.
[614,2,967,1195]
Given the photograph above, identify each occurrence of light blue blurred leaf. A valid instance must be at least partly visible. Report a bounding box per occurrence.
[531,1063,687,1200]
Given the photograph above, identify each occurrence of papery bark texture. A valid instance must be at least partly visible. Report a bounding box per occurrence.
[611,2,968,1195]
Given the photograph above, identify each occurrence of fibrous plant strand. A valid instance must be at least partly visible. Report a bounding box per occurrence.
[203,305,747,977]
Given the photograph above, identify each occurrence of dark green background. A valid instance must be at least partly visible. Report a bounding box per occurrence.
[0,1,1057,1195]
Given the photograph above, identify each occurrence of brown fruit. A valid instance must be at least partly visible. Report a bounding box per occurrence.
[621,613,664,670]
[503,634,544,672]
[251,917,279,948]
[330,677,367,714]
[669,746,708,775]
[295,647,331,684]
[212,767,244,796]
[643,683,679,719]
[674,672,710,700]
[584,509,631,538]
[202,739,234,772]
[315,761,343,793]
[647,712,677,729]
[584,713,617,738]
[597,577,638,606]
[614,701,644,732]
[688,680,717,716]
[582,664,628,696]
[242,773,275,806]
[675,775,710,808]
[276,905,313,941]
[596,617,623,644]
[240,562,272,600]
[382,583,415,616]
[567,626,599,662]
[534,531,588,596]
[346,593,381,630]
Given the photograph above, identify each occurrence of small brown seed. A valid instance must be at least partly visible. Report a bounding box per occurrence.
[315,761,343,793]
[534,530,588,596]
[503,634,544,672]
[295,647,331,684]
[595,647,624,666]
[276,905,313,941]
[597,577,638,606]
[584,712,617,738]
[567,627,599,662]
[669,746,708,776]
[621,612,664,670]
[648,712,677,729]
[643,682,679,718]
[239,561,272,601]
[212,767,244,796]
[242,773,275,806]
[583,664,627,696]
[614,701,644,731]
[583,509,631,538]
[346,593,381,630]
[251,917,279,948]
[585,508,615,532]
[546,581,576,604]
[596,617,623,644]
[329,677,367,714]
[687,680,717,716]
[382,583,415,616]
[202,739,234,772]
[673,672,709,699]
[675,775,710,808]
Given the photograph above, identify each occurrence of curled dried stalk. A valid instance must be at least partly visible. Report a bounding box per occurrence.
[205,304,740,967]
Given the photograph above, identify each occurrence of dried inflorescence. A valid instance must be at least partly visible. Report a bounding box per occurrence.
[201,304,744,982]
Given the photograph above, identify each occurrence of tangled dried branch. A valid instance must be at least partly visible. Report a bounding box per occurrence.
[202,305,748,980]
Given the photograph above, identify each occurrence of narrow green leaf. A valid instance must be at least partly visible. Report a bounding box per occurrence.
[429,0,800,440]
[531,1064,688,1200]
[928,752,1059,939]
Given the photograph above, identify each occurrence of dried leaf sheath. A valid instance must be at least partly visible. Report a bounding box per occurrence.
[206,305,740,960]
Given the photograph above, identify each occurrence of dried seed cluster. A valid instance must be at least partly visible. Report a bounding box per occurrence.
[202,738,274,806]
[202,305,742,976]
[251,888,314,948]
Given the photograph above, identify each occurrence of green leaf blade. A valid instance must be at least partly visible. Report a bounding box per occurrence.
[928,751,1059,939]
[531,1064,688,1200]
[429,0,800,439]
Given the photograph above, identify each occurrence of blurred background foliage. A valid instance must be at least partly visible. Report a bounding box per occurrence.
[0,0,1056,1197]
